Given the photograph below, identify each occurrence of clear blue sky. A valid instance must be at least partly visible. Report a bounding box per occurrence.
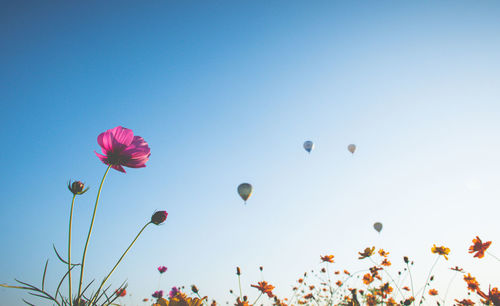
[1,1,499,305]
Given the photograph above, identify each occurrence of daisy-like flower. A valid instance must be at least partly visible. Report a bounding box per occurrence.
[157,266,168,273]
[428,289,438,296]
[336,281,343,287]
[468,236,492,259]
[251,281,275,298]
[362,273,374,285]
[378,249,390,257]
[95,126,151,173]
[169,287,180,298]
[320,255,334,263]
[464,273,480,292]
[431,244,450,260]
[381,258,391,266]
[152,290,164,298]
[359,247,375,259]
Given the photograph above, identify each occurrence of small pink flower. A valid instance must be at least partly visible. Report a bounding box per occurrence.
[95,126,151,173]
[152,290,163,298]
[169,287,179,298]
[158,266,167,274]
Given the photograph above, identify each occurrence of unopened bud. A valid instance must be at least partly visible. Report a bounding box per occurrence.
[191,285,199,294]
[68,180,89,195]
[151,211,168,225]
[236,267,241,275]
[259,266,263,271]
[403,256,409,264]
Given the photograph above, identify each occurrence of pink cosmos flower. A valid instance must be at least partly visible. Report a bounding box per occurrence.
[169,287,179,298]
[152,290,163,298]
[158,266,167,274]
[95,126,151,173]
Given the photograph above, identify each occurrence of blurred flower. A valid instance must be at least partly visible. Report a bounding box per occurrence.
[115,288,126,297]
[402,297,415,305]
[68,180,89,195]
[298,278,303,284]
[169,287,180,298]
[378,249,389,257]
[362,273,374,285]
[450,266,464,272]
[334,270,340,275]
[259,266,263,271]
[386,297,397,306]
[158,266,168,274]
[95,126,151,173]
[320,268,326,273]
[403,286,410,291]
[143,298,149,302]
[477,287,500,306]
[403,256,409,264]
[468,236,492,259]
[431,244,450,260]
[191,285,199,294]
[320,255,334,263]
[381,258,391,266]
[304,293,313,299]
[236,267,241,276]
[464,274,480,292]
[428,289,438,296]
[336,281,342,287]
[251,281,275,298]
[454,299,475,305]
[235,297,249,306]
[359,247,375,259]
[344,270,350,275]
[151,211,168,225]
[152,290,164,298]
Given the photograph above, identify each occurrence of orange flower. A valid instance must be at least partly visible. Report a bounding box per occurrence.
[454,299,475,305]
[235,297,249,306]
[386,297,397,306]
[402,286,410,291]
[463,273,480,292]
[431,244,450,260]
[378,249,390,257]
[381,258,391,266]
[320,255,334,263]
[251,281,275,298]
[336,281,343,287]
[362,273,374,285]
[477,286,500,306]
[428,289,438,296]
[359,247,375,259]
[468,236,492,259]
[334,271,340,275]
[402,297,415,305]
[450,266,464,272]
[298,278,303,284]
[304,293,313,299]
[309,285,315,290]
[344,270,350,275]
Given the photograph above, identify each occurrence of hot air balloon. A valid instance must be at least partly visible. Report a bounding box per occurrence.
[237,183,253,203]
[373,222,383,233]
[303,141,314,153]
[347,144,356,154]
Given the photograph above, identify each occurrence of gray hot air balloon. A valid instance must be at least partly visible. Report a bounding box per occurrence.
[237,183,253,203]
[373,222,383,233]
[303,141,314,153]
[347,144,356,154]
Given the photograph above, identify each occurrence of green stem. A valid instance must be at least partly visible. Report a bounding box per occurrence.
[238,274,242,300]
[77,165,111,299]
[418,255,440,305]
[91,222,151,305]
[487,251,500,262]
[406,262,415,300]
[68,194,76,306]
[252,292,262,305]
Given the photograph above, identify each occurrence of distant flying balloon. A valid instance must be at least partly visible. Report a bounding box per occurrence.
[347,144,356,154]
[373,222,383,233]
[303,141,314,153]
[237,183,253,203]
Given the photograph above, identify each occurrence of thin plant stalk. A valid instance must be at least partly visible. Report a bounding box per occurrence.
[77,165,111,299]
[90,222,151,304]
[487,251,500,262]
[68,194,76,306]
[418,255,440,305]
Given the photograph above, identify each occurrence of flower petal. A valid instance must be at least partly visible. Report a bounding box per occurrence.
[109,126,135,147]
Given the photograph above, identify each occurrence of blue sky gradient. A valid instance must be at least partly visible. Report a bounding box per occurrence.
[1,1,500,305]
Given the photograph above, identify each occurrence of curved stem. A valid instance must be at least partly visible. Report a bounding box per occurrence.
[252,292,262,305]
[68,194,76,306]
[418,255,440,305]
[90,222,151,305]
[369,257,405,299]
[442,271,458,306]
[487,251,500,262]
[406,262,415,300]
[77,165,111,299]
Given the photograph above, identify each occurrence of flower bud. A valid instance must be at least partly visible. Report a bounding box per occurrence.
[236,267,241,275]
[191,285,199,294]
[68,180,89,195]
[403,256,409,264]
[151,211,168,225]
